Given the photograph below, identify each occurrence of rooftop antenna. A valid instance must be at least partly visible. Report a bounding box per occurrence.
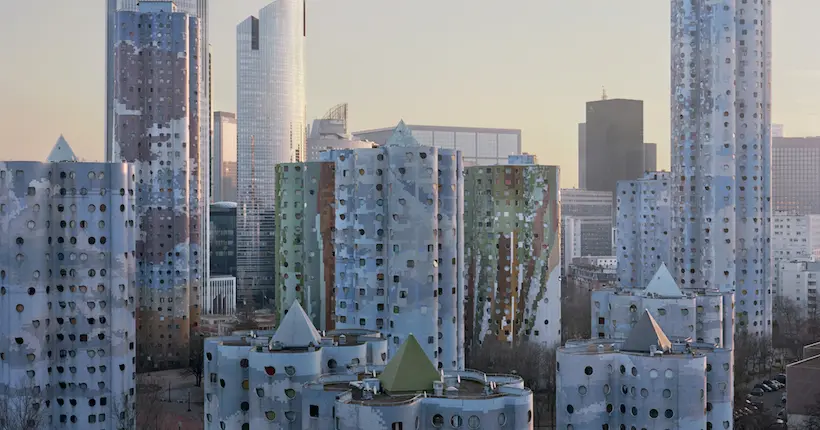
[602,87,608,100]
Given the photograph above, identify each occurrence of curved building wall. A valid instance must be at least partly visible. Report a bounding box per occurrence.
[275,162,336,331]
[329,145,465,370]
[113,9,203,371]
[616,172,672,289]
[204,335,386,429]
[0,161,137,429]
[557,345,707,429]
[464,165,561,348]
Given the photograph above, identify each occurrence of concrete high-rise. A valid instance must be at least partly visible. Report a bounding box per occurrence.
[464,164,562,348]
[582,98,644,195]
[221,161,237,202]
[616,171,672,289]
[236,0,306,308]
[213,112,236,203]
[111,1,205,370]
[0,139,137,429]
[274,161,337,332]
[773,137,820,214]
[324,121,465,370]
[671,0,772,336]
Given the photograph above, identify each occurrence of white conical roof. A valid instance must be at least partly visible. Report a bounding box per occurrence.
[269,301,322,348]
[384,120,419,147]
[642,263,683,298]
[47,135,79,163]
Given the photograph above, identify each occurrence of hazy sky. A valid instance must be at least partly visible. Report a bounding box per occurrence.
[1,1,818,187]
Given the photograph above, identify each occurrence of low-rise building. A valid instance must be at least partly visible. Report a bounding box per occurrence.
[557,311,733,429]
[204,301,389,429]
[204,302,533,430]
[304,334,533,430]
[787,352,820,426]
[775,259,820,317]
[773,211,820,260]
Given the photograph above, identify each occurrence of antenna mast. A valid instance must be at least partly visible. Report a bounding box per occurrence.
[602,87,608,100]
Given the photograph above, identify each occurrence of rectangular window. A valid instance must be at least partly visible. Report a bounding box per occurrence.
[310,405,319,417]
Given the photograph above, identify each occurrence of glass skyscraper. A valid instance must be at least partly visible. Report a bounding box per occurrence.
[236,0,306,308]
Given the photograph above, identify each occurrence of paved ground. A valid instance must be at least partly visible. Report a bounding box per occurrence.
[138,369,205,429]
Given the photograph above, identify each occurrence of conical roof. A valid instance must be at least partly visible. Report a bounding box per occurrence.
[378,334,440,393]
[384,120,419,147]
[269,301,322,348]
[642,263,683,298]
[47,135,79,163]
[621,310,672,353]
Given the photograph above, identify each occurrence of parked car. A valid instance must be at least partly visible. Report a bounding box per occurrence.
[781,393,787,404]
[750,387,765,396]
[766,380,782,390]
[775,373,786,384]
[755,383,773,392]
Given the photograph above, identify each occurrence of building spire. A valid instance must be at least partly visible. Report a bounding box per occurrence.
[602,86,608,100]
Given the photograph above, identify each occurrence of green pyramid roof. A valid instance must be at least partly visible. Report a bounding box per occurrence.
[378,334,440,393]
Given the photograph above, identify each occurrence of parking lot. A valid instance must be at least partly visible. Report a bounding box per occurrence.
[741,379,787,424]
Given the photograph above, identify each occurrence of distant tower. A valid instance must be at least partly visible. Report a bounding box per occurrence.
[236,0,306,308]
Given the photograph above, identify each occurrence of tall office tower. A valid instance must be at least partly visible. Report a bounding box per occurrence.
[0,140,137,429]
[582,98,644,195]
[112,2,205,370]
[354,124,521,166]
[327,121,465,370]
[773,137,820,214]
[644,143,658,172]
[578,123,587,189]
[463,164,562,348]
[671,0,772,336]
[236,0,306,308]
[275,161,337,331]
[615,171,672,289]
[213,112,237,202]
[560,189,613,274]
[306,103,373,161]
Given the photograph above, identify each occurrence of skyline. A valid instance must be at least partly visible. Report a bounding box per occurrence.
[2,1,820,187]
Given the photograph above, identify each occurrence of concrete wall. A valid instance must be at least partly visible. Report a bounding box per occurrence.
[113,8,203,370]
[275,162,336,331]
[325,128,465,370]
[464,165,561,347]
[0,161,137,429]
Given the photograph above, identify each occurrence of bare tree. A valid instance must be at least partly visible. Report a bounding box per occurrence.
[134,375,173,430]
[735,405,784,430]
[0,379,46,430]
[561,276,592,342]
[469,338,556,429]
[182,331,205,387]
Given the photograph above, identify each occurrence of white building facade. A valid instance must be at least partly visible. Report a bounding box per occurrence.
[0,142,137,429]
[775,260,820,318]
[772,212,820,260]
[305,103,373,162]
[616,171,672,289]
[322,121,465,370]
[671,0,773,336]
[236,0,306,307]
